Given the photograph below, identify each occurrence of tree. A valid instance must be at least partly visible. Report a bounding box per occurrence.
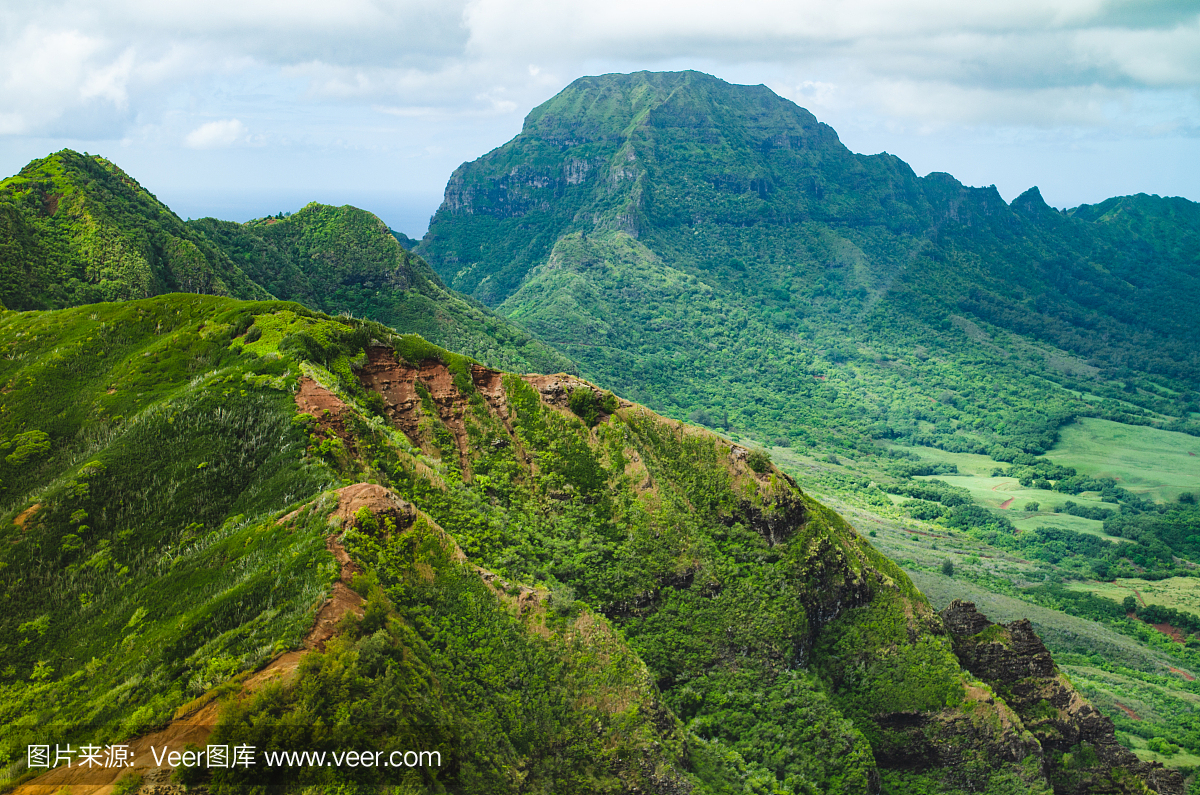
[1123,595,1138,615]
[941,559,955,577]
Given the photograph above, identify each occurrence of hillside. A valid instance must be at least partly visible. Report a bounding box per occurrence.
[0,296,1176,794]
[418,71,1200,456]
[0,150,269,310]
[188,205,573,374]
[0,150,571,376]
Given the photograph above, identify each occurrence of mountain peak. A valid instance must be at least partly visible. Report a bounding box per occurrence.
[1012,185,1054,214]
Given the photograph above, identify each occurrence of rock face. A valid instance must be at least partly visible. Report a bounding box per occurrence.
[940,600,1185,795]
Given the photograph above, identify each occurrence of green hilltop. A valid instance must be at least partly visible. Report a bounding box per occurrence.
[0,150,269,308]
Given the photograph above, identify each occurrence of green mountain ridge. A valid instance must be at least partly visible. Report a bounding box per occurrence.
[0,150,269,309]
[186,203,574,374]
[1,70,1198,795]
[0,295,1178,794]
[0,150,571,377]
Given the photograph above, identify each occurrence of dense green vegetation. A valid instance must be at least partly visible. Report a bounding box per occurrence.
[782,443,1200,781]
[3,69,1198,794]
[208,506,693,795]
[0,297,340,773]
[0,150,574,380]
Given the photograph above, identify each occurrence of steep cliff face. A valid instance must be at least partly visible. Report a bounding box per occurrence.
[418,69,1200,460]
[941,600,1185,795]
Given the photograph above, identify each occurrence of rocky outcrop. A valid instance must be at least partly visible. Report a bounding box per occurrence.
[940,600,1184,795]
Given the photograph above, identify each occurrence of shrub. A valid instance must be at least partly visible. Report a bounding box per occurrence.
[1024,501,1040,512]
[746,449,771,473]
[941,560,955,577]
[567,387,615,427]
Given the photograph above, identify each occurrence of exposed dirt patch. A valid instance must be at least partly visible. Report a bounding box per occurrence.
[40,192,61,216]
[1150,622,1187,643]
[1169,666,1196,681]
[328,482,414,529]
[295,376,356,454]
[12,503,40,528]
[1113,702,1141,720]
[471,365,508,417]
[305,580,363,651]
[522,373,630,416]
[328,482,466,564]
[357,347,476,470]
[999,498,1015,509]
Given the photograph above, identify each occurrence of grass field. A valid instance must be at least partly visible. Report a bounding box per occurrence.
[911,472,1128,541]
[1128,735,1200,768]
[915,473,1108,511]
[1049,418,1200,503]
[882,444,998,477]
[1065,577,1200,615]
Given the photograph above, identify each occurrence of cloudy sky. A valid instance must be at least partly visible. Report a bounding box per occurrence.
[2,0,1197,236]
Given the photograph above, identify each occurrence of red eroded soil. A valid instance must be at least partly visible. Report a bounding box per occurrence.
[1151,622,1187,643]
[356,347,625,476]
[12,503,40,528]
[357,347,478,469]
[295,377,357,455]
[1113,702,1141,720]
[1169,666,1196,681]
[999,498,1015,509]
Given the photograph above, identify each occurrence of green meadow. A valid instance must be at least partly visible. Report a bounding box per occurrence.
[1049,418,1200,503]
[894,446,1126,541]
[1065,577,1200,615]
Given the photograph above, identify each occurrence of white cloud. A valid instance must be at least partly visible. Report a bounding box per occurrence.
[184,118,248,148]
[0,0,1198,210]
[3,0,1198,140]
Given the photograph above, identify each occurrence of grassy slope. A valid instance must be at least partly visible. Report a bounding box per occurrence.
[0,297,340,769]
[1050,418,1200,503]
[188,204,574,375]
[0,298,692,794]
